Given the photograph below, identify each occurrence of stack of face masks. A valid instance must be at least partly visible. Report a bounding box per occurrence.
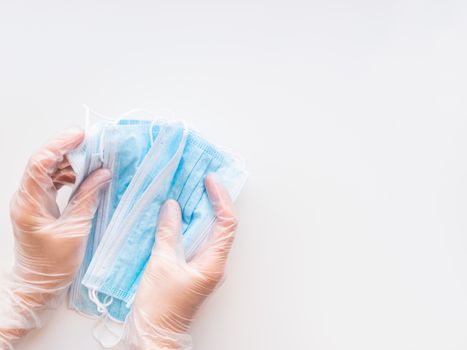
[67,115,247,323]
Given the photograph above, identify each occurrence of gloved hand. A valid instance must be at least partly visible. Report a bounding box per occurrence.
[121,174,238,350]
[0,129,111,349]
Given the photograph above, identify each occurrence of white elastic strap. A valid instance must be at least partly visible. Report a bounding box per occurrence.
[121,108,157,120]
[83,104,91,129]
[93,313,124,348]
[87,289,124,348]
[82,105,115,124]
[88,289,113,315]
[98,126,107,164]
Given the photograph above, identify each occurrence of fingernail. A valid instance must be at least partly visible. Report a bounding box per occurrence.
[96,169,112,183]
[205,173,218,189]
[160,199,179,217]
[62,127,84,138]
[205,174,221,201]
[205,173,216,182]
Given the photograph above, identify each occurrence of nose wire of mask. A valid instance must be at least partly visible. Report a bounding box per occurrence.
[67,113,248,347]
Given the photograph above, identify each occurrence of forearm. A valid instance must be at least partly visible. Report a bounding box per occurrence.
[0,288,29,349]
[0,273,65,349]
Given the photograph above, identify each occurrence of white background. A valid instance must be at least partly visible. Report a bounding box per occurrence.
[0,1,467,349]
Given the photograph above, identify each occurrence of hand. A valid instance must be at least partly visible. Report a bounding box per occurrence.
[123,175,238,350]
[0,129,111,347]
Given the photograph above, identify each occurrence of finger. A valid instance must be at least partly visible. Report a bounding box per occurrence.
[19,128,84,205]
[57,156,71,170]
[61,168,111,220]
[53,167,76,190]
[190,175,238,276]
[53,165,75,179]
[151,200,182,257]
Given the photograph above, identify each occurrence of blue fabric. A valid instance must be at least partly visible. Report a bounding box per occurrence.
[68,119,247,322]
[69,120,158,320]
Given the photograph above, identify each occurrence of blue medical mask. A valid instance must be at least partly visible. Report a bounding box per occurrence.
[80,123,247,322]
[68,120,106,317]
[68,118,161,320]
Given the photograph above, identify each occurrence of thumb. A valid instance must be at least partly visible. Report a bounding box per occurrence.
[139,200,182,300]
[190,175,237,277]
[62,168,112,219]
[151,199,182,258]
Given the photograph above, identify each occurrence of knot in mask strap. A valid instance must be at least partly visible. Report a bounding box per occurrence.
[88,289,113,315]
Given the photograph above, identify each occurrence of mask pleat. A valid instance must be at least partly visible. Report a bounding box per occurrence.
[68,117,247,324]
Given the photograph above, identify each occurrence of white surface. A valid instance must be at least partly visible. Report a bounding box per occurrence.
[1,0,467,349]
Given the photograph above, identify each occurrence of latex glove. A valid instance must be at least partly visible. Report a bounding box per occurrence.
[121,174,238,350]
[0,129,111,349]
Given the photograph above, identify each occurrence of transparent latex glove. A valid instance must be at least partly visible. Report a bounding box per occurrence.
[0,129,111,349]
[121,175,238,350]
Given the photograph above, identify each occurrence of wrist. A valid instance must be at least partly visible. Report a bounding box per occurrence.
[0,280,36,348]
[0,271,66,347]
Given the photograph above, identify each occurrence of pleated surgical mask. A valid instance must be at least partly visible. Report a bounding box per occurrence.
[68,115,161,321]
[68,113,247,324]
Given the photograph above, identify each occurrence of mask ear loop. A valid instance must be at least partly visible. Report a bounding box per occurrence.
[88,289,113,314]
[97,121,118,164]
[82,104,116,164]
[122,108,158,120]
[82,104,115,125]
[117,111,161,147]
[98,127,107,164]
[88,289,123,348]
[83,104,91,129]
